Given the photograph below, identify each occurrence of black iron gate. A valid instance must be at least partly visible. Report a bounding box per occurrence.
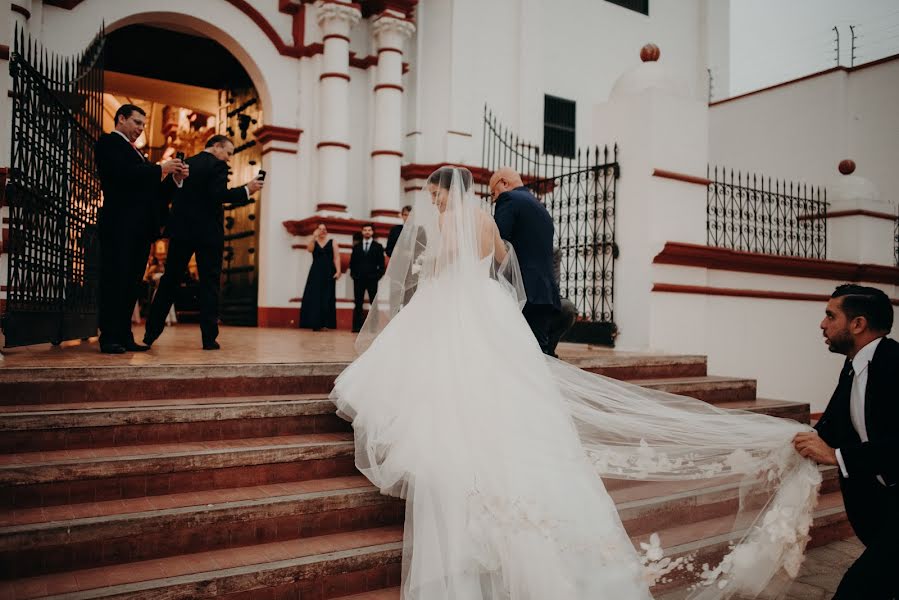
[3,29,105,347]
[481,107,619,345]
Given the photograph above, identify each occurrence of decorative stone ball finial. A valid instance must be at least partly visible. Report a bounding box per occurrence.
[838,159,856,175]
[640,43,660,62]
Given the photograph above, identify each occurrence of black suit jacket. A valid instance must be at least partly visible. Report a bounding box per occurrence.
[494,186,560,308]
[95,132,172,239]
[350,240,385,280]
[385,224,403,257]
[164,151,250,244]
[815,336,899,543]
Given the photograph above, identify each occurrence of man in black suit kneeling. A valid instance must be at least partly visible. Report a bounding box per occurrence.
[350,224,385,332]
[95,104,186,354]
[794,284,898,599]
[143,135,264,350]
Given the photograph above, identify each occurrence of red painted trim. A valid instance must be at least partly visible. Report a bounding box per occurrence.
[371,150,403,158]
[10,4,31,19]
[320,72,351,81]
[257,306,300,328]
[0,45,8,61]
[317,141,351,150]
[447,130,472,137]
[404,185,419,193]
[652,168,711,186]
[261,146,298,156]
[797,209,897,222]
[323,33,351,44]
[401,163,492,185]
[652,283,899,306]
[316,203,348,212]
[653,242,899,285]
[810,411,823,421]
[0,227,9,254]
[319,0,362,11]
[373,83,404,92]
[253,125,302,145]
[710,53,899,107]
[285,216,395,237]
[38,0,414,72]
[377,47,403,56]
[371,208,400,217]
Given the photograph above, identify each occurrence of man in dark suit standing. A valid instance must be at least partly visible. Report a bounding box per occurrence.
[143,135,264,350]
[489,167,561,355]
[794,284,898,599]
[350,224,385,332]
[95,104,186,354]
[385,205,411,258]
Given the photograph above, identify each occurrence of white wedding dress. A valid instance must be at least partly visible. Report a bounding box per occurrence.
[331,168,821,600]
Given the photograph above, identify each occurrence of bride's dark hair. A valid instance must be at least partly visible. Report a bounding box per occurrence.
[427,166,472,192]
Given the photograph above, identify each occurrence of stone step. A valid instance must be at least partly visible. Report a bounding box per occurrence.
[639,491,848,595]
[0,434,357,509]
[0,397,351,453]
[629,376,757,403]
[612,466,840,537]
[0,466,839,581]
[0,364,346,406]
[556,347,708,379]
[714,398,810,423]
[0,525,404,600]
[0,477,403,580]
[186,493,847,600]
[0,353,714,407]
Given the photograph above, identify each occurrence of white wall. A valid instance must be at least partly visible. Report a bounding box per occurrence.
[651,264,899,412]
[709,58,899,207]
[406,0,711,166]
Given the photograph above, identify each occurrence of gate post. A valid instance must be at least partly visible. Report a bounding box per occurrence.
[592,44,710,351]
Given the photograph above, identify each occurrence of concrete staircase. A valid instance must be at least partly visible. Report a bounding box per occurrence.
[0,353,848,599]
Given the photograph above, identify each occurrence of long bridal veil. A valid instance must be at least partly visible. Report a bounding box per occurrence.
[339,167,820,599]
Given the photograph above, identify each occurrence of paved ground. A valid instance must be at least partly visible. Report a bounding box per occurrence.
[657,537,864,600]
[783,537,863,600]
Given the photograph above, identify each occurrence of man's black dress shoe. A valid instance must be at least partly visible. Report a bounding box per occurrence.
[203,341,221,351]
[125,342,151,352]
[100,343,126,354]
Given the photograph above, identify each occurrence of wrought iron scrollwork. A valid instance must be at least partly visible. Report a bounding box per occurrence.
[482,107,619,345]
[706,166,828,258]
[3,27,105,347]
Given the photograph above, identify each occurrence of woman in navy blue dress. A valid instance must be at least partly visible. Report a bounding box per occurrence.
[299,224,341,330]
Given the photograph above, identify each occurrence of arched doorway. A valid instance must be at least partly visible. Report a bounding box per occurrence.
[103,23,263,326]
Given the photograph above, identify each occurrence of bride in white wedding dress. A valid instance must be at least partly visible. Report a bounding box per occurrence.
[331,167,821,600]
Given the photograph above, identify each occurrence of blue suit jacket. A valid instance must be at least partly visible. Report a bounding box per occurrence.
[493,186,560,308]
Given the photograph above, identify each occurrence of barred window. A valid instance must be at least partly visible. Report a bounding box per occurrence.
[543,95,576,159]
[605,0,649,16]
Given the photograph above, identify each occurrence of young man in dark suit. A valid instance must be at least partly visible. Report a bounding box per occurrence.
[94,104,186,354]
[143,135,264,350]
[489,167,561,355]
[350,224,385,332]
[385,205,411,258]
[794,284,898,599]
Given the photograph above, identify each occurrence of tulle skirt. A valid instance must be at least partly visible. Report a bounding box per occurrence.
[331,272,652,599]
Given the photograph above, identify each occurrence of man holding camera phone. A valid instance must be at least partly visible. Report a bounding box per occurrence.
[95,104,188,354]
[143,135,264,350]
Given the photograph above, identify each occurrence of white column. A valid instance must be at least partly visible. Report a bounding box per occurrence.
[370,13,415,220]
[827,159,898,266]
[593,45,710,351]
[315,0,361,213]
